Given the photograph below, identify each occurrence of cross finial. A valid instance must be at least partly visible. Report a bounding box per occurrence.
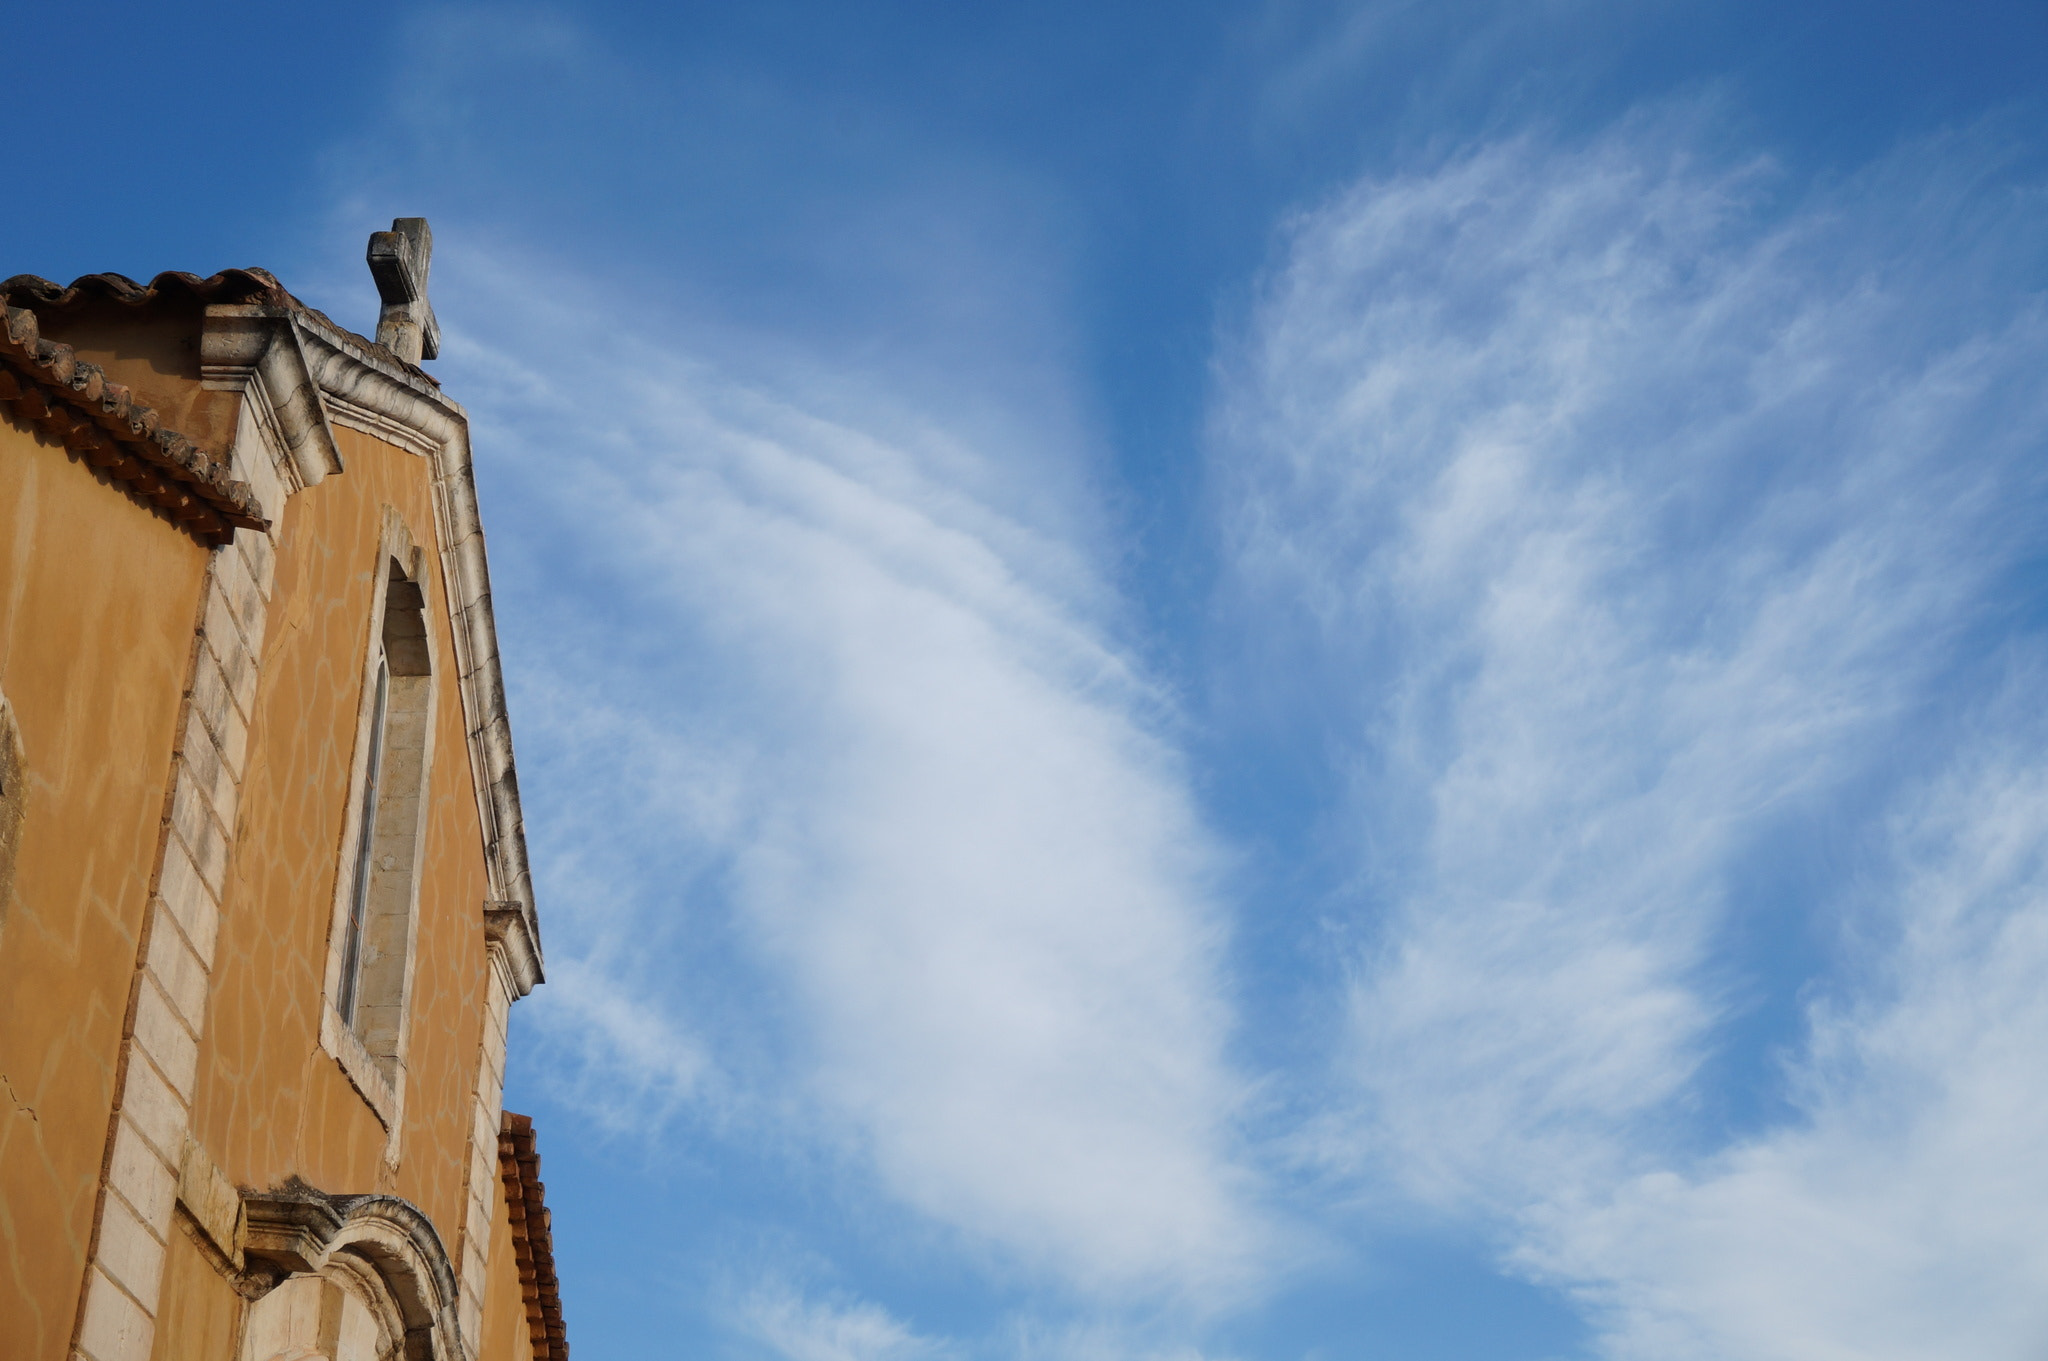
[366,218,439,364]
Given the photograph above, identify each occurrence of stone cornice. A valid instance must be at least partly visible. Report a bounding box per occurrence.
[484,903,544,999]
[200,306,345,494]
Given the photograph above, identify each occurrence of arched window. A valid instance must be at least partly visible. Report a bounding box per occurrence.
[325,535,436,1121]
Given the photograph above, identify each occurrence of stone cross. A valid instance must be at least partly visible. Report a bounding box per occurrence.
[366,218,440,364]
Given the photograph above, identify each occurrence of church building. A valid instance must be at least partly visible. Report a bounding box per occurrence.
[0,221,568,1361]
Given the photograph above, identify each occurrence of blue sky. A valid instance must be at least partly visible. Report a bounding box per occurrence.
[13,2,2048,1357]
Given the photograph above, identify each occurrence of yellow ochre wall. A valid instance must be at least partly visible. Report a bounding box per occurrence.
[193,422,493,1233]
[0,416,212,1361]
[150,420,519,1361]
[149,1223,243,1361]
[1,346,535,1361]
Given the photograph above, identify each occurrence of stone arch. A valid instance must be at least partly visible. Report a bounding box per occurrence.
[240,1188,461,1361]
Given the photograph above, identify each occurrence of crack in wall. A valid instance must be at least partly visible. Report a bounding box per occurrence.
[1,1071,38,1122]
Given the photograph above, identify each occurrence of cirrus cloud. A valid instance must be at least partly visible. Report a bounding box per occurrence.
[1217,108,2048,1357]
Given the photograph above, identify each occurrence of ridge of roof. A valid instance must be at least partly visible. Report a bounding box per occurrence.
[499,1112,569,1361]
[0,271,442,390]
[0,300,268,545]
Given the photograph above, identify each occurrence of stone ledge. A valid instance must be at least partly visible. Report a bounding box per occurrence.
[319,1004,403,1137]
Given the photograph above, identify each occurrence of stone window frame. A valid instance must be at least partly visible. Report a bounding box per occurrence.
[319,509,438,1148]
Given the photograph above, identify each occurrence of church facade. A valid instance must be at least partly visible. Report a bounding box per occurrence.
[0,222,566,1361]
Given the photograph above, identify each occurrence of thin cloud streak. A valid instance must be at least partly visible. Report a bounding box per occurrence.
[1218,110,2048,1355]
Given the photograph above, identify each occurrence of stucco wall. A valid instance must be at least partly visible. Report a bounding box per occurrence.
[30,296,243,456]
[148,1225,241,1361]
[194,422,495,1245]
[0,415,211,1361]
[0,316,536,1360]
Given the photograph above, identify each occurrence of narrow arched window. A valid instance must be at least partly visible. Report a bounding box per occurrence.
[330,551,435,1093]
[337,655,388,1024]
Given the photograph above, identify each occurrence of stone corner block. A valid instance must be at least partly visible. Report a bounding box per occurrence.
[177,1136,246,1269]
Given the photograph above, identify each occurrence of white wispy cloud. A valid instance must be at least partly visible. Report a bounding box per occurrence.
[1006,1316,1244,1361]
[1217,108,2048,1354]
[735,1278,950,1361]
[315,14,2048,1354]
[432,243,1277,1303]
[1524,699,2048,1357]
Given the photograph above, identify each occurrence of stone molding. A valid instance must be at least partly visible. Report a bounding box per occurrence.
[198,306,344,494]
[319,1006,403,1136]
[483,903,543,1000]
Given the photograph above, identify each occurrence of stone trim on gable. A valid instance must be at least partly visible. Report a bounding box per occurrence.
[285,311,543,968]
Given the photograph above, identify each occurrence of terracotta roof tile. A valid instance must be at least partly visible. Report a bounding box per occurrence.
[500,1112,569,1361]
[0,267,295,312]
